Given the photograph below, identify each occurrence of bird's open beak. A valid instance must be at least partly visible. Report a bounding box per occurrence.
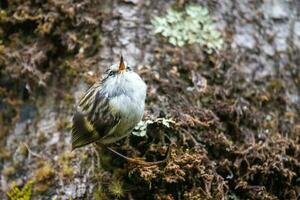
[119,56,126,73]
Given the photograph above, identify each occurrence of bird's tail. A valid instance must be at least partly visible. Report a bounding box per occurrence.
[71,112,99,150]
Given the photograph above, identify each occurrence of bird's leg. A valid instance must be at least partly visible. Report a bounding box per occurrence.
[104,145,170,166]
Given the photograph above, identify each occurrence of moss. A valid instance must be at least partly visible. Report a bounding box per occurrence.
[7,180,33,200]
[57,152,75,178]
[32,162,54,193]
[108,179,125,199]
[60,164,74,177]
[0,147,12,159]
[0,0,102,141]
[59,152,75,163]
[34,163,54,182]
[64,93,75,106]
[2,166,16,177]
[37,132,47,143]
[19,143,29,157]
[1,1,300,199]
[80,152,89,161]
[129,147,227,199]
[33,183,50,194]
[56,117,71,131]
[93,189,107,200]
[0,40,4,53]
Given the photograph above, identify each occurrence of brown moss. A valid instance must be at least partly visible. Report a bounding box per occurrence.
[0,0,102,141]
[34,163,54,182]
[33,183,50,194]
[0,147,12,159]
[129,147,227,199]
[37,132,47,144]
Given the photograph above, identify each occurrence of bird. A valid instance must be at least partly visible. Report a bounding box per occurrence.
[71,56,171,165]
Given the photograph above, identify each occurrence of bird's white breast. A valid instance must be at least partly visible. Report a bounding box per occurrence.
[100,71,147,143]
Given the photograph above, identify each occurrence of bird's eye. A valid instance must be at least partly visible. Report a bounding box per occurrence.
[108,71,116,76]
[127,66,132,71]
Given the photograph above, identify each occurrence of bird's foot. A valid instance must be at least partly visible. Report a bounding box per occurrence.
[104,145,171,166]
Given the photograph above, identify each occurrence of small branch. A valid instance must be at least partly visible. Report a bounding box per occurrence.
[22,142,44,159]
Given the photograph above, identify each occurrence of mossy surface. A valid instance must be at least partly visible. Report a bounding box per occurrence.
[1,0,300,200]
[7,180,33,200]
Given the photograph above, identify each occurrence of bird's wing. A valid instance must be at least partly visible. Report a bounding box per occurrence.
[72,83,120,150]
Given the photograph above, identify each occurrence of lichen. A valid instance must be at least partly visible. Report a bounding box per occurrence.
[152,4,223,53]
[132,117,176,137]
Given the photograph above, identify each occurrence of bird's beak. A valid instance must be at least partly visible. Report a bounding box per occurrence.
[118,56,126,73]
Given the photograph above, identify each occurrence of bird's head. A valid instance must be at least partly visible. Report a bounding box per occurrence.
[105,56,133,79]
[101,55,146,97]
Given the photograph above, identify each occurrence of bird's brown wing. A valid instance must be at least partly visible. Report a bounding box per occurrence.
[72,83,120,150]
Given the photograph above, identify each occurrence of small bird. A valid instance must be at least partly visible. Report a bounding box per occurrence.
[72,56,147,151]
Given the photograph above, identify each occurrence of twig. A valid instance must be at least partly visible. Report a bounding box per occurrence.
[22,142,44,159]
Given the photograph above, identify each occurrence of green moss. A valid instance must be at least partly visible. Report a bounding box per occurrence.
[7,180,33,200]
[2,166,16,177]
[152,4,223,53]
[59,151,75,163]
[64,93,75,106]
[56,117,72,131]
[93,186,107,200]
[0,40,4,53]
[58,152,75,178]
[60,164,74,177]
[0,9,7,22]
[108,179,125,199]
[19,143,29,157]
